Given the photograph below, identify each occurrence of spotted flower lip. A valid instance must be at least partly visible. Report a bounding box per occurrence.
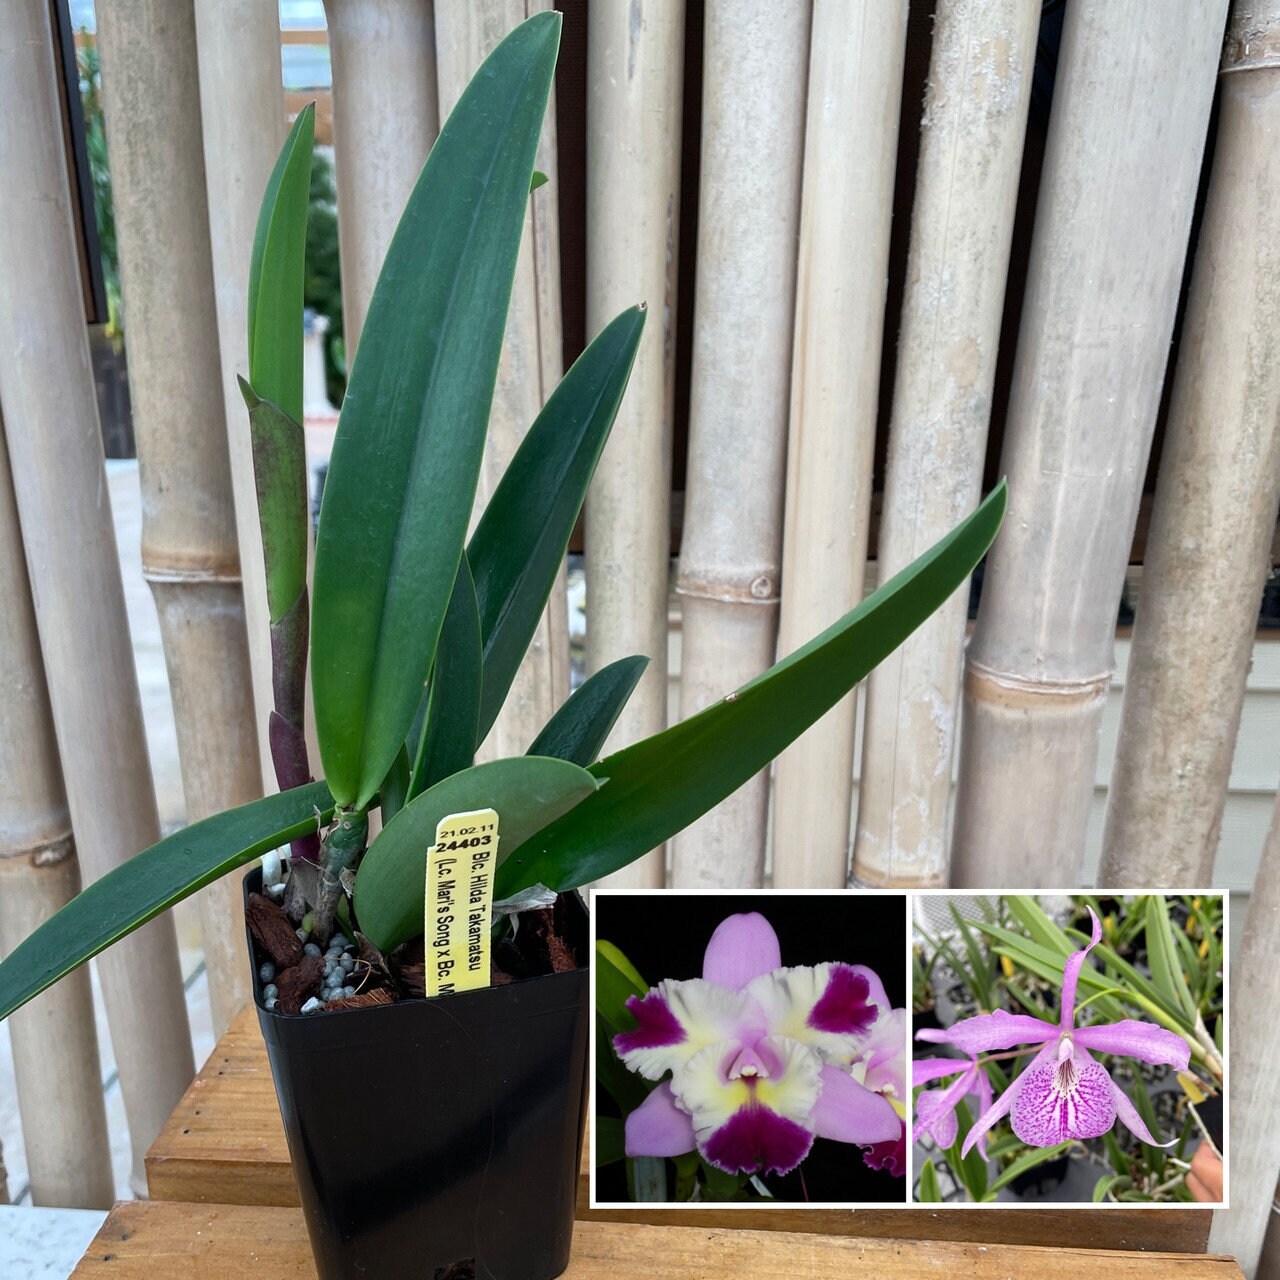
[614,912,903,1178]
[913,908,1192,1157]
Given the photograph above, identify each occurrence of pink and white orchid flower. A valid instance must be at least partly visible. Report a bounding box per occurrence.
[614,912,903,1177]
[911,1051,993,1157]
[913,908,1191,1157]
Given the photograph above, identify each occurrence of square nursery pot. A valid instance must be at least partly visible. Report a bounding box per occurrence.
[243,868,590,1280]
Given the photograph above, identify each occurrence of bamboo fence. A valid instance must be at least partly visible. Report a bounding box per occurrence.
[1099,0,1280,890]
[950,0,1229,888]
[9,1,1280,1263]
[584,0,685,890]
[852,0,1039,889]
[0,0,195,1189]
[0,421,113,1209]
[668,0,811,889]
[194,0,290,795]
[94,0,261,1036]
[771,0,908,890]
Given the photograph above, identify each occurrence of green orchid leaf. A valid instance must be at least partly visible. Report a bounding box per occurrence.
[0,782,333,1023]
[310,14,562,809]
[595,1115,626,1167]
[1144,895,1197,1021]
[530,169,549,192]
[917,1157,942,1203]
[353,754,597,953]
[596,1012,650,1113]
[595,939,647,1033]
[527,656,648,766]
[470,306,645,743]
[496,484,1006,896]
[380,745,411,825]
[984,1141,1073,1197]
[237,380,308,624]
[409,554,482,801]
[247,103,313,426]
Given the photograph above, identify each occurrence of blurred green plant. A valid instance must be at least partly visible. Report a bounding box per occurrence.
[911,895,1224,1205]
[304,145,345,403]
[77,37,121,342]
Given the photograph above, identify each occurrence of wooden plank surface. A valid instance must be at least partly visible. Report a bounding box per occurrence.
[147,1008,1212,1255]
[72,1202,1243,1279]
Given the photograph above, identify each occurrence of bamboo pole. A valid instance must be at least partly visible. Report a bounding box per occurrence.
[1099,1,1280,890]
[0,0,194,1190]
[668,0,812,889]
[0,423,113,1210]
[583,0,685,889]
[770,0,908,891]
[323,0,440,356]
[1209,785,1280,1275]
[435,0,570,763]
[194,0,288,794]
[949,0,1228,888]
[852,0,1040,889]
[95,0,261,1036]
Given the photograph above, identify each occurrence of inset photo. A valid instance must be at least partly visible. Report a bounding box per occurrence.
[911,894,1225,1206]
[592,891,908,1207]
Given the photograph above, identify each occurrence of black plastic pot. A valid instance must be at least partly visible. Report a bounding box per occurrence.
[242,869,590,1280]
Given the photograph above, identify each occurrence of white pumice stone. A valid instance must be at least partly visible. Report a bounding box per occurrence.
[295,927,309,943]
[303,942,322,957]
[263,984,278,1000]
[258,962,276,982]
[342,986,356,998]
[300,997,324,1014]
[265,997,277,1011]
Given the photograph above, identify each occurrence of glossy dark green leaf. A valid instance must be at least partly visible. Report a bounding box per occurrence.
[1144,895,1197,1020]
[247,104,313,426]
[917,1157,942,1203]
[527,656,648,766]
[310,14,562,809]
[352,754,597,953]
[470,306,644,742]
[495,484,1006,897]
[408,554,482,800]
[0,782,333,1022]
[238,380,308,624]
[380,745,410,825]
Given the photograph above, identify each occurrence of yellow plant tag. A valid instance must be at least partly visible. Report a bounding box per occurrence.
[424,808,499,997]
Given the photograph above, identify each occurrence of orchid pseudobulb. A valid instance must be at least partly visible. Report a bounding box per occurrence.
[912,908,1191,1155]
[612,912,905,1178]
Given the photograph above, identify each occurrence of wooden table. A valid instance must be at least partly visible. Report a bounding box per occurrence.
[68,1005,1236,1276]
[141,1007,1214,1256]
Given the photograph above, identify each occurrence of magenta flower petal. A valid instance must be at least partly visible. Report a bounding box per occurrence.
[701,1104,814,1176]
[808,964,876,1036]
[913,1057,969,1087]
[961,1042,1050,1157]
[1010,1043,1116,1146]
[916,1009,1056,1055]
[912,1061,976,1147]
[862,1125,906,1177]
[1059,907,1103,1032]
[701,912,782,990]
[811,1065,900,1146]
[614,990,685,1057]
[915,1088,960,1149]
[974,1063,994,1159]
[848,963,890,1016]
[1073,1020,1191,1070]
[624,1082,697,1158]
[1109,1076,1176,1148]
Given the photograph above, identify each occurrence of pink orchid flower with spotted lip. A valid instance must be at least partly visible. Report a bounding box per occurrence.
[613,912,904,1178]
[911,1051,993,1156]
[912,908,1191,1158]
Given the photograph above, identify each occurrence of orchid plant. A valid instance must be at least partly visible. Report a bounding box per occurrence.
[912,896,1224,1204]
[0,14,1006,1026]
[598,911,906,1202]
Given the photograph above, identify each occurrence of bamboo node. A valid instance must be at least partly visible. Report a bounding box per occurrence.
[143,564,243,586]
[1221,18,1280,74]
[0,831,75,867]
[964,657,1110,708]
[675,569,780,605]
